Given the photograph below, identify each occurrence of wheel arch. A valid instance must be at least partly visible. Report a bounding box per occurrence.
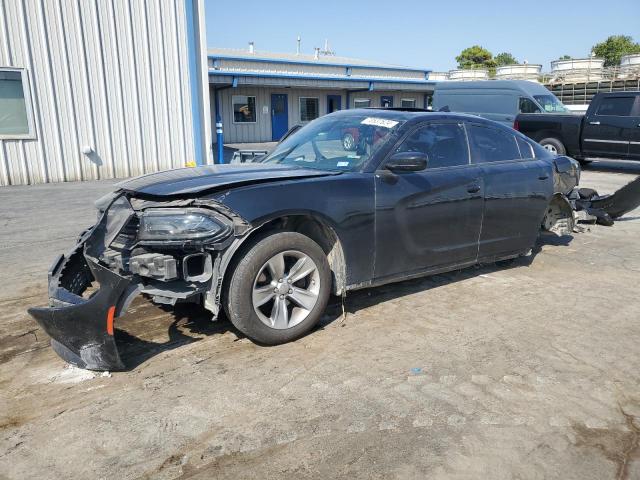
[541,193,575,236]
[219,211,348,302]
[535,131,566,146]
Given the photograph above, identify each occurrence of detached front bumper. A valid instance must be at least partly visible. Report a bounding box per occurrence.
[28,245,134,371]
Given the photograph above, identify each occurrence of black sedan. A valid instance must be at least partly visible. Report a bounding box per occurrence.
[29,109,580,370]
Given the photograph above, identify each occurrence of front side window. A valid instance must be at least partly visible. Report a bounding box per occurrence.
[467,124,521,163]
[533,94,568,113]
[595,97,634,117]
[262,113,404,171]
[0,68,34,138]
[232,95,256,123]
[395,123,469,169]
[401,98,417,108]
[519,97,541,114]
[354,98,371,108]
[299,97,319,122]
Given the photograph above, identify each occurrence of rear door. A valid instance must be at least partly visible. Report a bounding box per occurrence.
[374,121,483,280]
[582,95,635,158]
[466,122,553,260]
[627,96,640,159]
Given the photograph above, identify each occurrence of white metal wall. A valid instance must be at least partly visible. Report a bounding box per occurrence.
[0,0,206,186]
[212,86,430,144]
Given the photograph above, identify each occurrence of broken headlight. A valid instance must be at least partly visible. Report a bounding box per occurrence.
[138,209,229,241]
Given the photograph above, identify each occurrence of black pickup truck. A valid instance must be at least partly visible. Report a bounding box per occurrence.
[515,91,640,164]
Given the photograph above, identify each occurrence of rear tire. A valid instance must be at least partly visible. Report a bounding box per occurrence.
[539,137,566,156]
[225,231,331,345]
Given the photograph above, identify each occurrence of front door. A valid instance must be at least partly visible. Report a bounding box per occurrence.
[327,95,341,114]
[381,95,394,108]
[271,94,288,141]
[582,95,636,158]
[374,121,483,280]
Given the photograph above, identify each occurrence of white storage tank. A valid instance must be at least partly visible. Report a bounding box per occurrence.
[619,54,640,78]
[495,64,541,81]
[550,57,604,83]
[448,69,489,81]
[428,72,450,81]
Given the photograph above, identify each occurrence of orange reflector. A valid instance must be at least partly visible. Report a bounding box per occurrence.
[106,306,116,336]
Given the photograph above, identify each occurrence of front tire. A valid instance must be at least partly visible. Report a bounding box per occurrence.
[225,232,331,345]
[539,137,566,156]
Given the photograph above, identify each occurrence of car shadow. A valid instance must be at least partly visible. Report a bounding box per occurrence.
[115,233,573,371]
[114,303,243,370]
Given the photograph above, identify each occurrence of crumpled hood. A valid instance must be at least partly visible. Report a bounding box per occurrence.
[117,164,339,196]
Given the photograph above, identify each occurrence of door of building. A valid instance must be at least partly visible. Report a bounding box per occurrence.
[381,95,394,108]
[327,95,342,114]
[271,94,288,141]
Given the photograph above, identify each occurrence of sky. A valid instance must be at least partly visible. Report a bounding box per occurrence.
[205,0,640,72]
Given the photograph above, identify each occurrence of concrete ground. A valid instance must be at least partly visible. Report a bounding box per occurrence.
[1,160,639,479]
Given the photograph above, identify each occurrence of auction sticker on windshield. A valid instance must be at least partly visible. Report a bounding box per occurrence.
[361,117,399,129]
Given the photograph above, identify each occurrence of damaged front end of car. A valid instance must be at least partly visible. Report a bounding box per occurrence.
[28,193,248,371]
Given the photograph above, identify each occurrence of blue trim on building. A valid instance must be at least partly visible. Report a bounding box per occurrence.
[209,70,435,87]
[208,54,431,74]
[185,0,203,166]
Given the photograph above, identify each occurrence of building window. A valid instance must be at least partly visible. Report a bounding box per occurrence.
[401,98,416,108]
[0,68,35,139]
[354,98,371,108]
[232,95,256,123]
[299,97,319,122]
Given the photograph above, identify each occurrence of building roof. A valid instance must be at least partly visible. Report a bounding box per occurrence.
[208,47,430,73]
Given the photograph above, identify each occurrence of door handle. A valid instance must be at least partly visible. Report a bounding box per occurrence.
[589,121,601,125]
[467,184,481,193]
[538,174,549,180]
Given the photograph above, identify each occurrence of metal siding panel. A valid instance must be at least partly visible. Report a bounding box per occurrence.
[168,0,188,167]
[103,0,130,178]
[52,0,83,182]
[147,0,172,171]
[121,0,146,176]
[0,0,199,185]
[72,0,100,180]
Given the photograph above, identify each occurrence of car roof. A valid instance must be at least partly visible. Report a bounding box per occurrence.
[329,108,483,123]
[434,80,551,96]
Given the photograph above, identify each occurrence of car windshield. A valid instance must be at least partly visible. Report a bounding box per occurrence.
[533,95,569,113]
[261,113,404,171]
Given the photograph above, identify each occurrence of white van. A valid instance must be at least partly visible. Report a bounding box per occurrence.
[432,80,570,127]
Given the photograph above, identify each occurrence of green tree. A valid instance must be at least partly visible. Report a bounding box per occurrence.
[592,35,640,67]
[456,45,495,70]
[494,52,518,66]
[558,55,572,60]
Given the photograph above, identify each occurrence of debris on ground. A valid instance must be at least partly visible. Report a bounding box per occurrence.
[570,176,640,227]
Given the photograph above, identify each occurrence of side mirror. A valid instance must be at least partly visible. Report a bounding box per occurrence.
[385,152,428,172]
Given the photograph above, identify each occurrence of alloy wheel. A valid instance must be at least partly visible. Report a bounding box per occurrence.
[251,250,320,330]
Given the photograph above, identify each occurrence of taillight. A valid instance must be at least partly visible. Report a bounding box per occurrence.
[513,120,520,131]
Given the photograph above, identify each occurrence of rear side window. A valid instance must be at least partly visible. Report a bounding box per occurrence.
[467,124,521,163]
[595,97,634,116]
[395,123,469,169]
